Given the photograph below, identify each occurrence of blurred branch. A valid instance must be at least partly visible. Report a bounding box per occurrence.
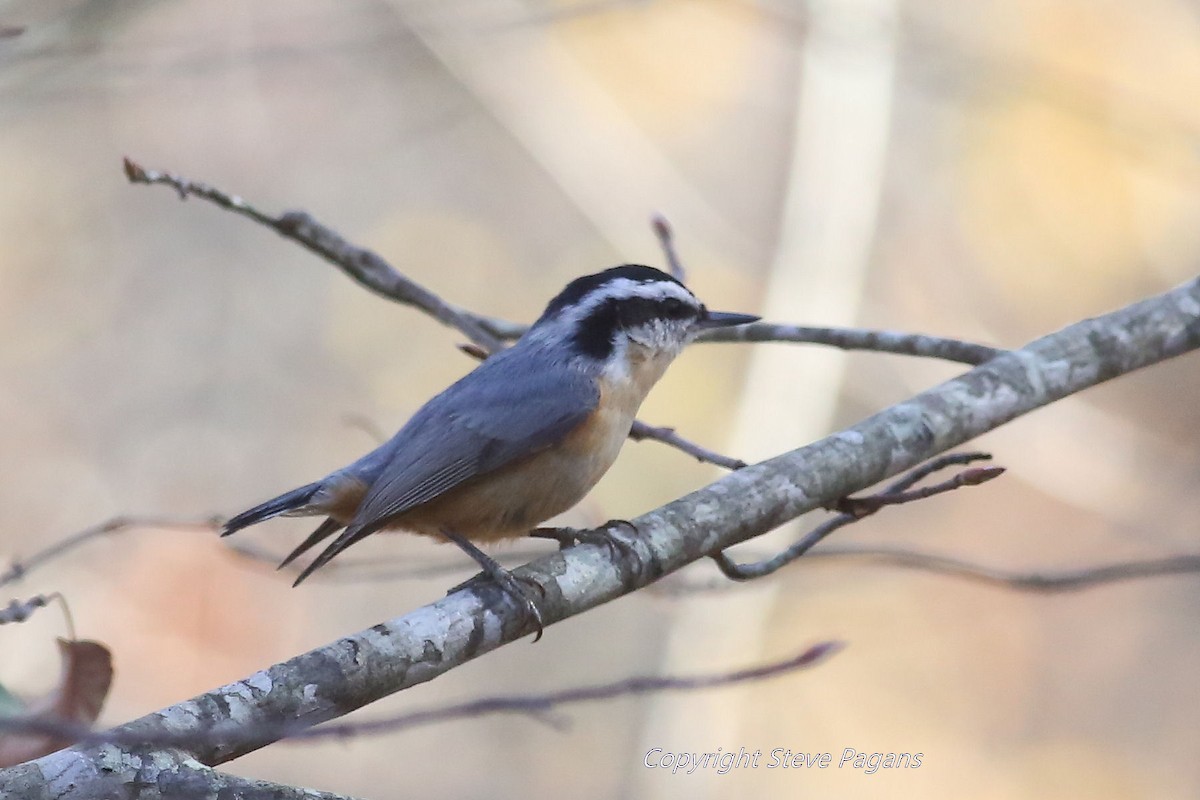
[0,642,838,749]
[3,270,1194,793]
[0,593,74,640]
[658,547,1200,596]
[807,547,1200,593]
[652,214,686,282]
[225,496,1200,598]
[0,515,219,590]
[12,499,1192,602]
[712,452,1003,580]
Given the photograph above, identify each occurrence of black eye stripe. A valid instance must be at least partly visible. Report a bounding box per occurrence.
[618,296,696,325]
[572,298,619,360]
[570,294,699,359]
[617,298,660,327]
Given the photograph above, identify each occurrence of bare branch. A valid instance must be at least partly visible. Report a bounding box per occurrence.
[124,158,753,471]
[304,640,839,740]
[227,500,1200,599]
[808,547,1200,592]
[0,750,361,800]
[652,214,687,282]
[698,321,1003,365]
[0,642,839,750]
[121,159,1001,491]
[122,158,503,352]
[656,547,1200,596]
[712,452,1002,580]
[0,594,75,640]
[628,421,748,470]
[1,515,219,590]
[1,594,59,625]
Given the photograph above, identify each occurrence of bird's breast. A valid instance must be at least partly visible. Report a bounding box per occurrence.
[391,371,647,542]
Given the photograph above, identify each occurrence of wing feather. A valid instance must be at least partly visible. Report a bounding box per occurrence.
[358,365,597,524]
[291,354,599,583]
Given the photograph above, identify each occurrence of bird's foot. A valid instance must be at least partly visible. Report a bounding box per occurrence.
[531,520,641,563]
[441,528,545,642]
[450,566,546,642]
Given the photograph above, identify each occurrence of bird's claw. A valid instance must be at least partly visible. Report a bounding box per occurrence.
[532,520,641,564]
[449,568,546,642]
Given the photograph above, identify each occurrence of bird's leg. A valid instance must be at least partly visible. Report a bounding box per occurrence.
[441,528,545,642]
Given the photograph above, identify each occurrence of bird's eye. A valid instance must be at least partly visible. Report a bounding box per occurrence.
[663,298,684,315]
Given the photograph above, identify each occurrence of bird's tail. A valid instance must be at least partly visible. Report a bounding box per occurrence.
[221,482,322,537]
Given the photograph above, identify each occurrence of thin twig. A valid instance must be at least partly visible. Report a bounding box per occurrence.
[656,547,1200,595]
[0,642,840,748]
[0,592,75,639]
[699,321,1003,365]
[628,421,748,470]
[455,335,751,470]
[124,158,752,470]
[0,515,221,589]
[300,640,840,739]
[809,547,1200,592]
[122,158,503,352]
[340,412,389,445]
[652,214,686,282]
[712,452,1001,580]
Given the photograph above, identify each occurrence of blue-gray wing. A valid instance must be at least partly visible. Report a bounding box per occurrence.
[351,358,599,527]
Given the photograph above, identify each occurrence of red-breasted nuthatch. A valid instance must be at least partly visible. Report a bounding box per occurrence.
[221,265,758,633]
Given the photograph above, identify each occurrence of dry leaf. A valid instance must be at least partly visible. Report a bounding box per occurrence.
[0,639,113,767]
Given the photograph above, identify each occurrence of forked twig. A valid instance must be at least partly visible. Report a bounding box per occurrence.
[712,452,1003,580]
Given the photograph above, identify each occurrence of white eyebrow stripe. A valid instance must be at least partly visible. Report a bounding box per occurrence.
[560,278,697,324]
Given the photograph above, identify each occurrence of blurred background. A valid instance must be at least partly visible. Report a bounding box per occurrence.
[2,0,1199,797]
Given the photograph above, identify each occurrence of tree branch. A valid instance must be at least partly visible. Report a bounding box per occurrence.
[627,421,748,470]
[1,516,219,590]
[121,157,1001,481]
[124,157,1002,369]
[4,272,1194,791]
[0,749,362,800]
[122,158,503,352]
[712,452,1003,580]
[0,642,838,750]
[123,158,755,469]
[696,321,1003,365]
[802,547,1200,592]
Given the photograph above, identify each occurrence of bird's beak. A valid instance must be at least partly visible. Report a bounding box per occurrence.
[698,310,760,329]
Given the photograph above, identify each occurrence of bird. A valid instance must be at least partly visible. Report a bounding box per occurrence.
[220,264,758,636]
